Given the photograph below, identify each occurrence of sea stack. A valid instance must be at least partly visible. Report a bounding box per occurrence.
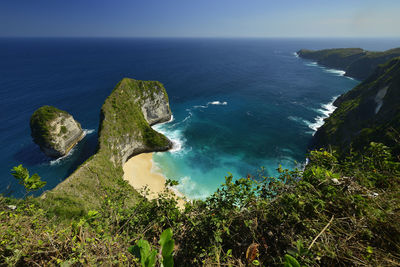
[30,105,85,158]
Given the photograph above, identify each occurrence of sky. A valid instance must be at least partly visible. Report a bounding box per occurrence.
[0,0,399,38]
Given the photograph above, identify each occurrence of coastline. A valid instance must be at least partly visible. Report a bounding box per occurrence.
[123,152,185,207]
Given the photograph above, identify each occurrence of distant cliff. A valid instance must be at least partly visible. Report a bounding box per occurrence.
[42,78,172,215]
[297,47,400,80]
[30,106,85,158]
[311,57,400,155]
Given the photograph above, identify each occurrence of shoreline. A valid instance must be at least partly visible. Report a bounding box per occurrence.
[123,152,185,207]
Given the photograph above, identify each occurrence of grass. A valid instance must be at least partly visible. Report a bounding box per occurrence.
[1,142,399,266]
[41,78,172,216]
[2,75,400,265]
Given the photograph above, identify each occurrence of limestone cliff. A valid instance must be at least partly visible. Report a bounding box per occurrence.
[311,57,400,155]
[30,106,85,158]
[98,78,172,164]
[42,78,172,215]
[297,47,400,80]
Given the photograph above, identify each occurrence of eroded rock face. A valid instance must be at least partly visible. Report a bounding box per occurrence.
[140,84,172,126]
[98,78,173,164]
[30,106,85,158]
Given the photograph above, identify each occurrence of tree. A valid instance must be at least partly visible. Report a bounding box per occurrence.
[11,164,46,195]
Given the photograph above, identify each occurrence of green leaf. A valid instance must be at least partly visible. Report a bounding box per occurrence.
[159,228,174,267]
[161,240,173,257]
[145,249,157,267]
[159,228,173,246]
[284,254,300,267]
[162,255,174,267]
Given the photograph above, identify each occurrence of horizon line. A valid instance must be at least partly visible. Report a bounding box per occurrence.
[1,36,400,39]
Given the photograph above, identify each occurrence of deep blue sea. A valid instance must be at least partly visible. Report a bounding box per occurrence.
[1,38,399,198]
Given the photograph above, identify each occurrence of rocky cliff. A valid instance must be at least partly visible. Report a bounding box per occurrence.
[297,47,400,80]
[311,57,400,155]
[98,78,172,164]
[30,106,85,158]
[42,78,172,215]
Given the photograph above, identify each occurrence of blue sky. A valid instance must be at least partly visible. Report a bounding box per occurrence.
[0,0,399,37]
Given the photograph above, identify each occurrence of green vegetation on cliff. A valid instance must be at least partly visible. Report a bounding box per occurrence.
[41,78,172,218]
[298,47,400,80]
[1,143,399,265]
[2,71,400,266]
[30,105,68,148]
[312,57,400,155]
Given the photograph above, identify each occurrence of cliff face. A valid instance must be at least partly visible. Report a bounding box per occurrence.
[30,106,85,158]
[311,57,400,154]
[42,78,172,214]
[297,48,400,80]
[98,78,172,164]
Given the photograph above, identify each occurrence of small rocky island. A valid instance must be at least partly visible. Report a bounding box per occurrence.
[30,105,85,158]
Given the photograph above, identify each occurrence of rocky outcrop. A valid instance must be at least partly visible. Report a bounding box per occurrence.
[42,78,173,213]
[30,106,85,158]
[311,57,400,155]
[98,78,173,164]
[297,47,400,80]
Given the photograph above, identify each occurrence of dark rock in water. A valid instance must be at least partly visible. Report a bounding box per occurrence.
[30,105,85,158]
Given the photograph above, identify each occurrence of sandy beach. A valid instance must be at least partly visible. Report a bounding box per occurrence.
[123,152,185,207]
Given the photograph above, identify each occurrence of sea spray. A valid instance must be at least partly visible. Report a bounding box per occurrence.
[49,129,95,165]
[307,96,339,134]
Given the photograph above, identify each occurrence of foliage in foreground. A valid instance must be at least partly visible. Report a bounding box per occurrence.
[1,142,400,266]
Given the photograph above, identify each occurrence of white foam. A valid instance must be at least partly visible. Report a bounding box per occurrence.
[324,68,345,76]
[304,61,347,77]
[208,101,228,106]
[288,116,306,124]
[306,116,325,132]
[293,52,299,58]
[153,122,187,155]
[308,96,339,134]
[84,128,95,135]
[175,176,210,200]
[155,115,175,126]
[49,146,76,165]
[305,62,319,67]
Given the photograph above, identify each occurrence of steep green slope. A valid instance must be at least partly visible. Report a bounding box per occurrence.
[312,57,400,155]
[298,47,400,80]
[41,78,172,217]
[2,75,400,265]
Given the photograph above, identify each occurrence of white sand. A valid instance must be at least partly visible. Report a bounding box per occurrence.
[123,152,185,208]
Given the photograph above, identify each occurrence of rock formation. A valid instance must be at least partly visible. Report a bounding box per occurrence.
[42,78,173,212]
[30,106,85,158]
[297,47,400,80]
[311,57,400,155]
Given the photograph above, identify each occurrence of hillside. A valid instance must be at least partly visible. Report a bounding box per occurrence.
[297,47,400,80]
[1,73,400,266]
[41,78,173,217]
[312,57,400,155]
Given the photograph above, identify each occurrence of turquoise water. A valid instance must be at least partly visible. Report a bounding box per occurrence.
[1,38,398,198]
[151,52,358,198]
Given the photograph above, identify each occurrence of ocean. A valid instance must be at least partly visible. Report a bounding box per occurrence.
[1,37,399,198]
